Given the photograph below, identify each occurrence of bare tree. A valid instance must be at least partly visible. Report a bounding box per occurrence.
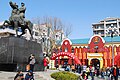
[32,16,72,55]
[63,23,72,38]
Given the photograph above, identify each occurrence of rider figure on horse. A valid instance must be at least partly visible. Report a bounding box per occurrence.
[2,1,33,38]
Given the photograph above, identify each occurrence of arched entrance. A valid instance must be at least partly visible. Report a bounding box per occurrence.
[51,52,82,65]
[87,53,103,69]
[90,58,100,69]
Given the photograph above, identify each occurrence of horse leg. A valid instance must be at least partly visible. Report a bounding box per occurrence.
[3,20,7,26]
[15,28,19,37]
[26,21,33,38]
[2,20,10,29]
[27,27,33,38]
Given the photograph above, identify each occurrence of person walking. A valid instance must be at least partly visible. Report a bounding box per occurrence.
[28,54,33,64]
[112,65,119,80]
[29,54,36,72]
[91,66,95,80]
[86,66,90,79]
[96,66,100,77]
[77,64,81,74]
[43,57,48,71]
[106,67,111,78]
[100,68,105,79]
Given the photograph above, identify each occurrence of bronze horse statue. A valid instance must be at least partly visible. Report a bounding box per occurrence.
[2,19,33,37]
[1,1,33,38]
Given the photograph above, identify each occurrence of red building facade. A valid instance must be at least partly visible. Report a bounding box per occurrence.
[51,35,120,68]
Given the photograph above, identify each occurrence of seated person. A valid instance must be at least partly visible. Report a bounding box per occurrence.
[65,65,70,71]
[25,70,34,80]
[71,65,75,72]
[14,70,24,80]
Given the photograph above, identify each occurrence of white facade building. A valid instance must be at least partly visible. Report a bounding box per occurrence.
[32,23,65,43]
[92,17,120,37]
[32,23,65,53]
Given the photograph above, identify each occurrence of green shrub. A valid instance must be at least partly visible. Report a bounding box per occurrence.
[49,68,56,70]
[50,71,80,80]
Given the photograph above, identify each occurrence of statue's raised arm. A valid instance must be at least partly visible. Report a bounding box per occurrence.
[9,1,18,9]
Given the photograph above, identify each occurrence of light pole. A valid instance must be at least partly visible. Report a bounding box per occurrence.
[42,33,46,53]
[111,31,114,66]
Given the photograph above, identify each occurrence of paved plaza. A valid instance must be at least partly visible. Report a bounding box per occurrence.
[0,70,57,80]
[0,70,120,80]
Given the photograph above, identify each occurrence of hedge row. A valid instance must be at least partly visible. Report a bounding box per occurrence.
[50,71,81,80]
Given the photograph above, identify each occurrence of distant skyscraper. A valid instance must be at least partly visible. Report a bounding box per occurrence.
[92,17,120,37]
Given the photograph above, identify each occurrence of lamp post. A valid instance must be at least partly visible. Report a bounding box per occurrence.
[111,31,114,66]
[42,33,46,54]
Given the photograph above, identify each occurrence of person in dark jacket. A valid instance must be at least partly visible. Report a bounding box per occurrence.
[77,64,81,74]
[25,70,34,80]
[14,70,24,80]
[28,54,33,64]
[28,54,36,72]
[111,65,119,80]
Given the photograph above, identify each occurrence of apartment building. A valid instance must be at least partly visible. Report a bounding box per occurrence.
[92,17,120,37]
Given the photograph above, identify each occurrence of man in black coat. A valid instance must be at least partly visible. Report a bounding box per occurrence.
[111,65,119,80]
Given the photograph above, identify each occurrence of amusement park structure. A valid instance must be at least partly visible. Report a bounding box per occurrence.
[51,35,120,69]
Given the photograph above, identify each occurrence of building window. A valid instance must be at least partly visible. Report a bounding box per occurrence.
[106,20,116,22]
[72,47,74,53]
[94,46,98,53]
[101,31,104,34]
[60,48,62,52]
[35,32,38,36]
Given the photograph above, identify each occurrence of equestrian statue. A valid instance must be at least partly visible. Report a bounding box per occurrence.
[1,1,33,38]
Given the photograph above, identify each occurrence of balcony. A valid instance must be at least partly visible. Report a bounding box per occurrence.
[93,27,104,31]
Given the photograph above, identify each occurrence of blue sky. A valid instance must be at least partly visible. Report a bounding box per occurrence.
[0,0,120,39]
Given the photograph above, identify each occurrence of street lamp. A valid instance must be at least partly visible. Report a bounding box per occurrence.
[41,33,46,53]
[111,28,114,66]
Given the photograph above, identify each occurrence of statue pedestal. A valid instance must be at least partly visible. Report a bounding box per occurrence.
[0,36,44,71]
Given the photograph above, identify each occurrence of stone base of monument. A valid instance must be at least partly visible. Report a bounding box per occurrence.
[0,63,17,71]
[0,36,44,71]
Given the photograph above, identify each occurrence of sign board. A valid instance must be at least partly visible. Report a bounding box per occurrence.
[87,53,103,58]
